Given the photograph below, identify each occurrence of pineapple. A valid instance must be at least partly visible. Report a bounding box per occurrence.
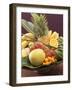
[21,14,59,48]
[21,14,49,40]
[31,14,49,38]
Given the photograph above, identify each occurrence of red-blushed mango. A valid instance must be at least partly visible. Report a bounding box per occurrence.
[29,49,45,66]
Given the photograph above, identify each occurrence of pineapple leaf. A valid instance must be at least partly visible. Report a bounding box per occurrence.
[31,14,49,37]
[22,14,49,39]
[21,19,34,34]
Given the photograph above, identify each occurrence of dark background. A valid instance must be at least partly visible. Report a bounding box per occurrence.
[21,13,63,77]
[21,13,63,36]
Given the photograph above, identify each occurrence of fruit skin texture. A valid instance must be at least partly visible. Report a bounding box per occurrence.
[21,33,35,41]
[21,40,28,48]
[30,42,53,57]
[22,48,30,58]
[22,49,27,58]
[29,49,45,66]
[38,31,59,48]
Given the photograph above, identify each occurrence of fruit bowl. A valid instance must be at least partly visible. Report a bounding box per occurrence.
[22,57,63,75]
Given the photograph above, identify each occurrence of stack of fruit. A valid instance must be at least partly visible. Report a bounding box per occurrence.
[21,14,63,68]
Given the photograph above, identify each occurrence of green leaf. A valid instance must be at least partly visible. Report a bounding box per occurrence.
[31,14,49,37]
[21,19,34,34]
[55,36,63,59]
[55,50,63,59]
[22,57,63,69]
[22,57,40,69]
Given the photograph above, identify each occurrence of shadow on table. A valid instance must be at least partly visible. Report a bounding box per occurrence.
[21,63,63,77]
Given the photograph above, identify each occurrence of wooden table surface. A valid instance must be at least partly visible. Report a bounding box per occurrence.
[21,63,63,77]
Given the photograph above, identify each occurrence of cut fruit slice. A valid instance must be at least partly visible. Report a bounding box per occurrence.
[50,32,59,39]
[50,39,58,48]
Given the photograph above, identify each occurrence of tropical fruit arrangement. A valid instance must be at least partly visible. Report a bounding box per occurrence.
[21,14,63,69]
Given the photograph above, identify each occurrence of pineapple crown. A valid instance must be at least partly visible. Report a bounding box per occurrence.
[22,13,49,38]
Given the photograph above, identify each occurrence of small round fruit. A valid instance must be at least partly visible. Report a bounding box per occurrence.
[21,41,28,48]
[25,48,30,55]
[29,49,45,66]
[29,42,34,48]
[47,49,56,57]
[22,48,30,58]
[22,49,28,58]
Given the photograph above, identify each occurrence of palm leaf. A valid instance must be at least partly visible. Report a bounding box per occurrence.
[22,14,49,38]
[22,57,63,69]
[21,19,34,34]
[22,57,41,69]
[31,14,49,37]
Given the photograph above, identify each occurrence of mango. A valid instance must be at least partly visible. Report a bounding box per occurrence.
[29,49,45,66]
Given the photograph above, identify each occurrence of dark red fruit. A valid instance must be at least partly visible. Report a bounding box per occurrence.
[30,42,56,57]
[46,49,56,57]
[34,42,44,49]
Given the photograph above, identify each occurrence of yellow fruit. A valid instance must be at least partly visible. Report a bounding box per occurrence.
[29,42,34,48]
[37,31,59,48]
[45,58,48,62]
[21,33,35,41]
[38,35,49,45]
[50,32,59,39]
[22,49,28,58]
[48,56,53,60]
[38,30,52,45]
[21,41,28,48]
[22,48,30,58]
[43,61,51,65]
[47,30,52,40]
[25,33,35,39]
[29,49,45,66]
[21,35,25,41]
[50,38,58,48]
